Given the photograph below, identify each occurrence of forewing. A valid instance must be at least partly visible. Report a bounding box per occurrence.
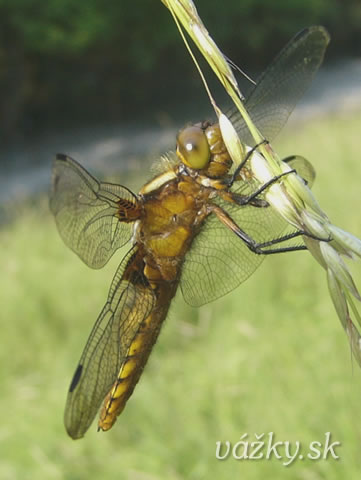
[284,155,316,188]
[64,247,156,439]
[181,180,287,307]
[181,29,327,307]
[50,154,140,269]
[229,26,330,145]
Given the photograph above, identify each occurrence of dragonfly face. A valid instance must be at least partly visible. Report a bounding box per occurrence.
[49,26,328,439]
[176,123,233,178]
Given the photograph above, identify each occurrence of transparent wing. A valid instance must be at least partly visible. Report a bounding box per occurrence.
[50,154,141,269]
[181,156,313,307]
[181,185,285,306]
[284,155,316,188]
[229,26,330,145]
[64,247,156,439]
[181,27,326,307]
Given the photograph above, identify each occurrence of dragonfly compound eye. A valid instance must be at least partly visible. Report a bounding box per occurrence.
[176,126,210,169]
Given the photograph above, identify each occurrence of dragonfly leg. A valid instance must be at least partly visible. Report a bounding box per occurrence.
[218,189,269,208]
[221,169,296,208]
[228,139,268,187]
[209,204,309,255]
[234,169,297,206]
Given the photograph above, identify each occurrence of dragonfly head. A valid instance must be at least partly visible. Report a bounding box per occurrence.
[177,122,233,179]
[176,125,211,170]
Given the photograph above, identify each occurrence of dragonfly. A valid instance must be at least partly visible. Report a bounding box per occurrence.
[50,26,329,439]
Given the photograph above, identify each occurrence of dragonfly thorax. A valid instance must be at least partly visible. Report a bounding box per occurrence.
[204,123,233,178]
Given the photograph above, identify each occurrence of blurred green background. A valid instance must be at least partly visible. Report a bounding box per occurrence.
[1,0,361,479]
[1,111,361,479]
[0,0,360,139]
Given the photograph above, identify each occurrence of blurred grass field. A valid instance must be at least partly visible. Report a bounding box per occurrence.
[1,108,361,480]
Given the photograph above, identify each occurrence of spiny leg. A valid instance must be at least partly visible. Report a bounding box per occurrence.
[228,139,269,187]
[233,169,297,206]
[209,204,328,255]
[221,169,297,209]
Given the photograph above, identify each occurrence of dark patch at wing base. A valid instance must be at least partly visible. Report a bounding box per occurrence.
[50,154,141,269]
